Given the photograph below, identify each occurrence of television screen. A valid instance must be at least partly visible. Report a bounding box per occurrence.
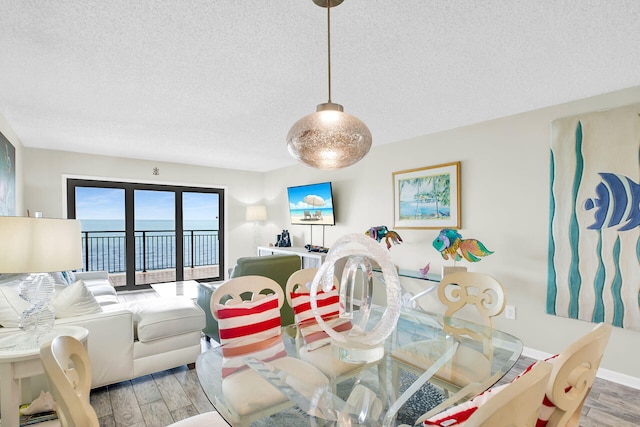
[287,182,335,225]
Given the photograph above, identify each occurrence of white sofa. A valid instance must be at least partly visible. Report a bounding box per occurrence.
[0,271,205,388]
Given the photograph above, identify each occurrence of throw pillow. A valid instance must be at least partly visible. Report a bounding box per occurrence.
[52,280,102,318]
[0,283,29,327]
[50,272,69,285]
[216,293,286,377]
[290,286,352,350]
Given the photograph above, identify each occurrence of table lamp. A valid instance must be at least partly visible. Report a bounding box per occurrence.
[0,216,82,349]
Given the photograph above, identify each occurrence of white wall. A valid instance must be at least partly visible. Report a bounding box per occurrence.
[22,149,266,276]
[265,86,640,380]
[19,86,640,380]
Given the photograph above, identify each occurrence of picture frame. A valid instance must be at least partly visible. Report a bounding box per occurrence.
[392,161,461,229]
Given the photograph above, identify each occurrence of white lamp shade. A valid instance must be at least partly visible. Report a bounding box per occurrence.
[0,217,83,273]
[246,205,267,222]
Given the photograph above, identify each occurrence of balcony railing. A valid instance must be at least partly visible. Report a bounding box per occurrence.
[81,229,220,274]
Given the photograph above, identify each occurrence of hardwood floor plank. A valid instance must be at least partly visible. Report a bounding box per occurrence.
[131,374,163,406]
[139,399,175,427]
[170,367,216,413]
[170,404,201,424]
[580,407,638,427]
[90,386,113,418]
[108,381,145,426]
[151,370,192,411]
[97,413,116,427]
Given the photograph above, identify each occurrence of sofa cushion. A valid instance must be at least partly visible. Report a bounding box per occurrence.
[0,281,28,327]
[52,280,102,318]
[126,297,205,343]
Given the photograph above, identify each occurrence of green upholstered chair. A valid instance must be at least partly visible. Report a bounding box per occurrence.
[197,254,301,342]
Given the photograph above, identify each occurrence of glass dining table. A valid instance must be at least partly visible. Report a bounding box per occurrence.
[196,306,523,426]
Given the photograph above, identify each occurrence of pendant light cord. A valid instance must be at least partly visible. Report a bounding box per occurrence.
[327,0,332,103]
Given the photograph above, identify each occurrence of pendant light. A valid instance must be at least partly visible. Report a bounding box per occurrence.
[287,0,372,170]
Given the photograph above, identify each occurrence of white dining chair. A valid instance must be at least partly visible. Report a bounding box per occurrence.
[540,322,612,427]
[285,268,379,392]
[415,360,553,427]
[391,272,506,397]
[40,335,228,427]
[210,275,330,426]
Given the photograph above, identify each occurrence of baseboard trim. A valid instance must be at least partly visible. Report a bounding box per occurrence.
[522,346,640,390]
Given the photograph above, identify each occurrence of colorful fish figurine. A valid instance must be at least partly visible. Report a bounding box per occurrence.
[584,172,639,231]
[365,225,403,250]
[432,228,493,262]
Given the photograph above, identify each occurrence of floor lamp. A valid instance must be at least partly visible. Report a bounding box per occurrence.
[0,216,83,349]
[246,205,267,248]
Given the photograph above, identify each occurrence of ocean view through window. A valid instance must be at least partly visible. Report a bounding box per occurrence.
[67,179,224,290]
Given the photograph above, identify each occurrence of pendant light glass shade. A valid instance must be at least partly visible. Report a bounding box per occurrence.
[287,0,371,170]
[287,102,372,170]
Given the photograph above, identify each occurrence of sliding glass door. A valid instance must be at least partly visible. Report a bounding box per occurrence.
[67,179,224,291]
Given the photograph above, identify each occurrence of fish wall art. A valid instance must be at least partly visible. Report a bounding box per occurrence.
[548,103,640,330]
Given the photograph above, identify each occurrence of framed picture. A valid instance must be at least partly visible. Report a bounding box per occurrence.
[392,161,461,229]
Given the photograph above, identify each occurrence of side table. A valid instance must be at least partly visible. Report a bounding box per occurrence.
[0,325,89,427]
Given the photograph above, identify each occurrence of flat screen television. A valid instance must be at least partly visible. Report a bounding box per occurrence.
[287,181,335,225]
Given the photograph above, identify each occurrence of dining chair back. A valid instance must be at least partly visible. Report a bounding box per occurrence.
[438,271,506,327]
[391,272,506,400]
[40,335,99,427]
[464,360,553,427]
[285,268,375,389]
[210,275,329,426]
[544,322,612,427]
[41,335,229,427]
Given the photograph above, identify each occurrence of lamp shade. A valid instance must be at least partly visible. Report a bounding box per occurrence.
[0,217,83,273]
[245,205,267,222]
[287,103,372,170]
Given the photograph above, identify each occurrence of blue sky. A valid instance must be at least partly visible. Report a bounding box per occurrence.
[75,187,219,220]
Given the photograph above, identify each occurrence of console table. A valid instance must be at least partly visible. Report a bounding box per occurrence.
[256,246,326,269]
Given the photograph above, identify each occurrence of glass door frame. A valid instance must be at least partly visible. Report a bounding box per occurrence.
[66,178,225,291]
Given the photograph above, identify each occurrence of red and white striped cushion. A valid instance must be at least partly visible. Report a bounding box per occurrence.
[290,287,352,350]
[424,355,561,426]
[216,294,287,377]
[423,382,507,426]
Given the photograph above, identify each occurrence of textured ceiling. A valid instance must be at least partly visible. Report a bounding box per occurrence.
[1,1,639,172]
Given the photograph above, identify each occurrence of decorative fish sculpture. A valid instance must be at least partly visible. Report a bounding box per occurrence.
[432,228,493,262]
[584,172,640,231]
[365,225,403,250]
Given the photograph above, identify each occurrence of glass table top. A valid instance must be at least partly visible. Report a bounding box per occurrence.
[196,307,522,426]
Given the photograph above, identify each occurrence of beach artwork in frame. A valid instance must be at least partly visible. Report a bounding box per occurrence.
[393,161,461,229]
[0,132,16,216]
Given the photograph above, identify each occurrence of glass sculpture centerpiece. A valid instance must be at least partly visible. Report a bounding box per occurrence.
[308,233,401,363]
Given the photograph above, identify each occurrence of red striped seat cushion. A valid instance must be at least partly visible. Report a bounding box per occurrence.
[290,287,352,351]
[216,294,287,377]
[424,355,561,426]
